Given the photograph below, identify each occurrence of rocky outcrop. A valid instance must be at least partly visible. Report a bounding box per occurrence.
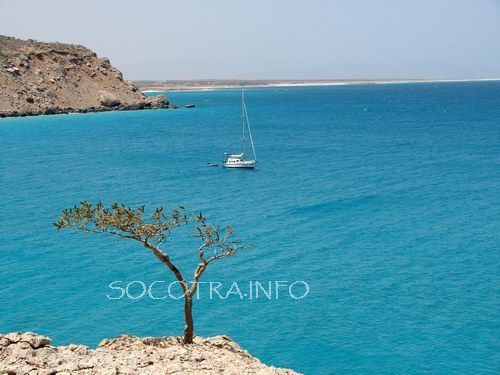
[0,35,172,118]
[98,90,121,107]
[0,332,299,374]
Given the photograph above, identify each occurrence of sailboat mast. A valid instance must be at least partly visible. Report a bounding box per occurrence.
[241,87,246,154]
[242,94,256,161]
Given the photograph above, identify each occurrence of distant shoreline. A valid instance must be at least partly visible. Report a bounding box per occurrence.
[137,78,500,92]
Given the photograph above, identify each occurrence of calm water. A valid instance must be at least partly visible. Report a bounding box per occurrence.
[1,82,499,374]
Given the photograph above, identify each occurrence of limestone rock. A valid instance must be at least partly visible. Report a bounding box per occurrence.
[147,94,169,108]
[22,332,52,348]
[0,332,300,374]
[5,66,20,74]
[98,90,121,107]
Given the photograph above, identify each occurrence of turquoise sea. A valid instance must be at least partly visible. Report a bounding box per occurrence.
[1,82,499,374]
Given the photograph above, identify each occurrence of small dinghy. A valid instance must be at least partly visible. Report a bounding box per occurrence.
[223,88,257,169]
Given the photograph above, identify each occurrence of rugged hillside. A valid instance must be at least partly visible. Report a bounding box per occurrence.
[0,332,299,374]
[0,35,170,117]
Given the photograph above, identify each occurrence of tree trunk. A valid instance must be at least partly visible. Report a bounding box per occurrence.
[183,295,194,344]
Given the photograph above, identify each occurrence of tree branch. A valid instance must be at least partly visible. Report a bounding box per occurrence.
[143,241,187,292]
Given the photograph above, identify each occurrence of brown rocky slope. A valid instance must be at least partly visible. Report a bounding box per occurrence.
[0,332,300,374]
[0,35,171,118]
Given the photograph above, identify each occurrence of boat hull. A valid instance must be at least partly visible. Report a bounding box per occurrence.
[223,161,256,168]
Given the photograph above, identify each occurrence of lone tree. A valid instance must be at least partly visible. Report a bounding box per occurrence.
[54,202,249,344]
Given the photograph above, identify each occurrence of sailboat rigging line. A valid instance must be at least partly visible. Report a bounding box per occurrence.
[242,98,256,161]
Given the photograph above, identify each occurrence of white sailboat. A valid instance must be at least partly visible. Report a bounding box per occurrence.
[223,88,257,168]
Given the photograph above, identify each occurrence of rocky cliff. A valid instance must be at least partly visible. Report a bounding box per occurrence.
[0,332,299,374]
[0,35,170,117]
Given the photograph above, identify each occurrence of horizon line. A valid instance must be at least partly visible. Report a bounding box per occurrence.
[133,78,500,82]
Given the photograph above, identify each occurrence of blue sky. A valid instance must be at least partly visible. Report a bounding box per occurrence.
[1,0,499,80]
